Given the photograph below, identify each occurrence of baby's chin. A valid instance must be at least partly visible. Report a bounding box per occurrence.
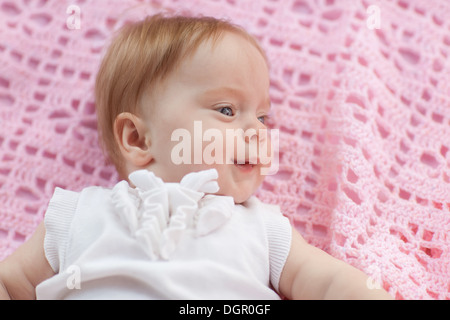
[213,186,255,204]
[213,171,265,204]
[231,193,251,204]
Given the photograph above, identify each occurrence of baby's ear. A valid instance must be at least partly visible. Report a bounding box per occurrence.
[114,112,152,167]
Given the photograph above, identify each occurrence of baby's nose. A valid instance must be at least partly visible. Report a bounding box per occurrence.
[244,129,257,143]
[244,127,268,144]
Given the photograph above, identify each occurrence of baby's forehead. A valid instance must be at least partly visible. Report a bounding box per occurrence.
[173,32,268,82]
[194,31,266,63]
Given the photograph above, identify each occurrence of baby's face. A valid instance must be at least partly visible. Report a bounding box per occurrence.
[141,32,272,203]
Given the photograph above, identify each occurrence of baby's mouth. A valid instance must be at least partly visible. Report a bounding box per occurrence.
[233,159,257,172]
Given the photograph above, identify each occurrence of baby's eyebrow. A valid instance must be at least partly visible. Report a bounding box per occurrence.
[202,86,271,109]
[202,86,245,100]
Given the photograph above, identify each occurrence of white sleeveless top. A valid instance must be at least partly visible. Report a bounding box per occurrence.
[36,169,292,299]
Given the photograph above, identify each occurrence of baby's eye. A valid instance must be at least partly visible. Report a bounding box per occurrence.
[217,106,234,117]
[257,115,266,124]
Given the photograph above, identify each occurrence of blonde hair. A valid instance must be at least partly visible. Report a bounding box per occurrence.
[95,14,266,172]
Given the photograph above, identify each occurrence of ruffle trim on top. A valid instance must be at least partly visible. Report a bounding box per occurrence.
[111,169,234,260]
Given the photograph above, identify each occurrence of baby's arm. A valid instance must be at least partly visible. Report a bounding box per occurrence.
[0,222,54,299]
[279,227,393,300]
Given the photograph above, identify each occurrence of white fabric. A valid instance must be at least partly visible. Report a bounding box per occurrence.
[36,169,292,299]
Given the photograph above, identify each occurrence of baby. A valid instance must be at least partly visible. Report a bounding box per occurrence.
[0,14,392,299]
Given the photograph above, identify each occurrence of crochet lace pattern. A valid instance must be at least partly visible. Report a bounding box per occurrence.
[0,0,449,299]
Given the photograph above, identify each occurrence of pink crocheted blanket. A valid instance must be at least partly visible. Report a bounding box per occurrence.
[0,0,449,300]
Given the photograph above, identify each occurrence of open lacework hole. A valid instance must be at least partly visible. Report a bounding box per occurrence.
[15,186,39,201]
[0,229,8,240]
[13,231,26,242]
